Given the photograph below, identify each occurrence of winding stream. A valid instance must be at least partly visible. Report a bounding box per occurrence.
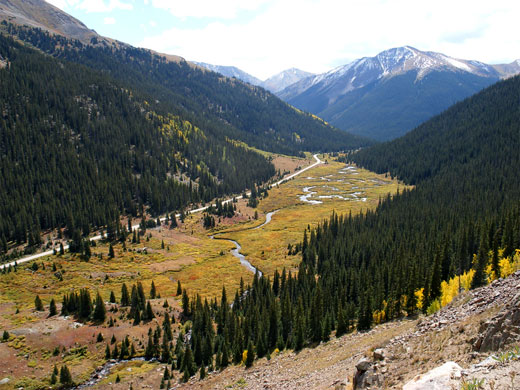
[212,210,279,278]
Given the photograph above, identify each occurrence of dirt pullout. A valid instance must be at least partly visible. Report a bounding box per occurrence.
[271,155,313,176]
[147,256,195,272]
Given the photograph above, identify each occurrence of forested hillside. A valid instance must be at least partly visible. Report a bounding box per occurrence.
[0,32,274,255]
[166,75,520,379]
[2,22,368,155]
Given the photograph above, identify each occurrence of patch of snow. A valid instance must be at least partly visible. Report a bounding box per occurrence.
[443,56,472,72]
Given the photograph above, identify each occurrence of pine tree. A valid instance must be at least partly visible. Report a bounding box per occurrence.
[50,365,58,385]
[93,292,106,322]
[120,283,130,306]
[336,306,347,337]
[161,333,171,363]
[491,229,501,279]
[177,280,182,296]
[150,281,157,299]
[357,291,373,331]
[59,364,73,386]
[105,343,111,359]
[245,340,255,368]
[145,301,154,321]
[182,345,196,380]
[108,243,115,259]
[34,295,43,311]
[49,298,57,317]
[133,308,141,325]
[220,341,229,368]
[182,289,190,318]
[471,232,489,289]
[109,290,116,303]
[112,343,119,359]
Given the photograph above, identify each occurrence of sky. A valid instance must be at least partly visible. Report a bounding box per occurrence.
[46,0,520,80]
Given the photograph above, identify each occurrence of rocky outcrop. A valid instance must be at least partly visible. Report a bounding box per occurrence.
[352,349,388,389]
[402,361,462,390]
[473,290,520,352]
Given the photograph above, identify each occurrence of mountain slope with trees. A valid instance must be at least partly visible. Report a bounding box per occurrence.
[0,32,274,256]
[167,75,520,381]
[1,21,368,156]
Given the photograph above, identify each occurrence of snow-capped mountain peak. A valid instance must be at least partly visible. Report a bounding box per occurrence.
[261,68,315,93]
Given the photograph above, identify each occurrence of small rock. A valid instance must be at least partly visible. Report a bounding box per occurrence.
[0,378,10,385]
[373,348,385,361]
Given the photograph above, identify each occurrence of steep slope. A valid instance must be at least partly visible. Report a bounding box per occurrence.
[0,31,276,254]
[0,0,98,43]
[193,61,262,86]
[2,21,367,155]
[261,68,314,93]
[280,46,520,140]
[156,75,520,387]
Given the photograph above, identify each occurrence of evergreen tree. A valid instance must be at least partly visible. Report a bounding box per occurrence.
[109,290,116,304]
[182,345,196,381]
[49,298,57,317]
[59,365,73,386]
[471,233,489,289]
[336,305,347,338]
[245,340,255,368]
[93,292,106,322]
[150,281,157,299]
[121,283,130,306]
[34,295,43,311]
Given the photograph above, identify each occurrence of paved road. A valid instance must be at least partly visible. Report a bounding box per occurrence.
[0,154,323,270]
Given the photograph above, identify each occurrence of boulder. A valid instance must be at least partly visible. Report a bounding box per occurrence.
[356,357,372,372]
[353,358,383,389]
[403,362,462,390]
[474,294,520,352]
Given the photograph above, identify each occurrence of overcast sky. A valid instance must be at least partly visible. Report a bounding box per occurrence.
[46,0,519,80]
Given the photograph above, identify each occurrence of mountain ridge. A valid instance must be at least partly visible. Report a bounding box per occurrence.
[0,0,98,43]
[193,61,262,86]
[261,68,315,93]
[278,46,520,140]
[194,62,314,93]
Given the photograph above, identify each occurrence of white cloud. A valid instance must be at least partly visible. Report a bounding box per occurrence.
[104,16,116,24]
[150,0,271,19]
[46,0,133,13]
[137,0,520,79]
[149,20,157,27]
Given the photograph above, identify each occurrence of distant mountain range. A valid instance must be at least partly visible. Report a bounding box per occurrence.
[261,68,315,93]
[193,62,263,86]
[278,46,520,140]
[194,62,314,94]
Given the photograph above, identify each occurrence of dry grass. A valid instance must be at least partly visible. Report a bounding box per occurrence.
[218,160,405,277]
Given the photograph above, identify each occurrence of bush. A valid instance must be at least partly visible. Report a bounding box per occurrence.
[426,299,441,315]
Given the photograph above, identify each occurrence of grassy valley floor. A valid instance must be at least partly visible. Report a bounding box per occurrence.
[0,154,404,389]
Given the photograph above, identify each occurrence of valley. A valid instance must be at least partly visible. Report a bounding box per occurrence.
[0,153,402,389]
[1,2,520,390]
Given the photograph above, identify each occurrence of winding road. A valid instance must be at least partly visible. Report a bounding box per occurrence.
[1,154,323,270]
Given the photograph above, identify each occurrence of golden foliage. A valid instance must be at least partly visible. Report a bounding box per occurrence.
[415,288,424,310]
